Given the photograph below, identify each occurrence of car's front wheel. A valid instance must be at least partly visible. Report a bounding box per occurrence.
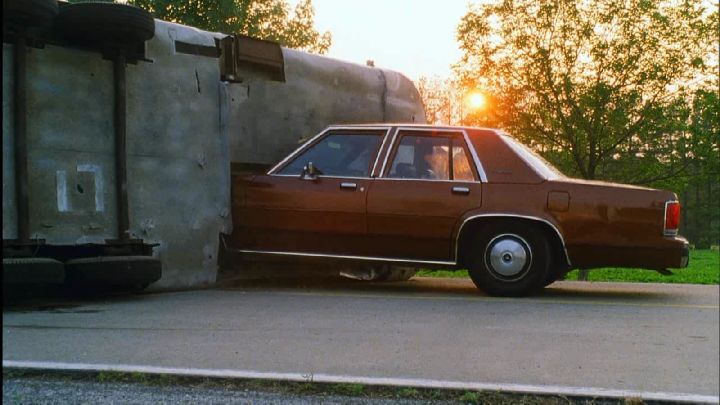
[466,223,551,296]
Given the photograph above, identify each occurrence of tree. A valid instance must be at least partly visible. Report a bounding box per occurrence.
[128,0,331,54]
[416,76,457,125]
[455,0,718,181]
[677,89,720,247]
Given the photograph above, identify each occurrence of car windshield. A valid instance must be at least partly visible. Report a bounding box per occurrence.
[501,135,565,180]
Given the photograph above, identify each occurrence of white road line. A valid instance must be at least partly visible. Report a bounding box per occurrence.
[4,360,718,404]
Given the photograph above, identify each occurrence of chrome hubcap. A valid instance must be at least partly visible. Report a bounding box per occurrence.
[487,235,530,278]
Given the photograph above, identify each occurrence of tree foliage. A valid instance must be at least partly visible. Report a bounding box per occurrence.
[416,76,457,125]
[678,89,720,247]
[455,0,718,182]
[127,0,332,54]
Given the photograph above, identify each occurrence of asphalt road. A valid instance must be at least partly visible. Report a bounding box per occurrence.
[3,278,719,402]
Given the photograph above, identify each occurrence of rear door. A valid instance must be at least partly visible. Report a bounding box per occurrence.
[366,128,484,262]
[232,127,388,256]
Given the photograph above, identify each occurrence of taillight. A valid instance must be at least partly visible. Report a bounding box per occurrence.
[664,201,680,236]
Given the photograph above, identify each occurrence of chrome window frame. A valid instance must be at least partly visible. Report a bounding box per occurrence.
[267,125,392,177]
[377,126,400,179]
[378,127,488,182]
[370,126,395,177]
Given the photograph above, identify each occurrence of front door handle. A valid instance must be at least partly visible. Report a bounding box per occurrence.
[452,186,470,195]
[340,182,357,190]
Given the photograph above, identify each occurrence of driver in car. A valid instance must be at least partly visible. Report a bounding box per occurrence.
[421,146,448,180]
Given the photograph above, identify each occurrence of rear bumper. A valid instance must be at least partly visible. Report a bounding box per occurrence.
[680,243,690,268]
[568,237,690,270]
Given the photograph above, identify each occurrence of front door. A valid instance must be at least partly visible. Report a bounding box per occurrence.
[366,129,483,262]
[232,128,387,256]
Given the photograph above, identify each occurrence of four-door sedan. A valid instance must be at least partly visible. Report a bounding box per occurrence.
[225,125,689,296]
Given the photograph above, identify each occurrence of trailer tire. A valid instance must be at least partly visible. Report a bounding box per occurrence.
[3,0,59,28]
[56,2,154,46]
[65,256,161,290]
[3,257,65,284]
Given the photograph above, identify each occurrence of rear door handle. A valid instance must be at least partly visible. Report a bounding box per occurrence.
[452,186,470,195]
[340,182,357,190]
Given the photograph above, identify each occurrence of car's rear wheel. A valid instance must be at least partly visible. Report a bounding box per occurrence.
[466,222,551,296]
[542,262,571,287]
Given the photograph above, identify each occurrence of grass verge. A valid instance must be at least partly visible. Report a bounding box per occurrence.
[416,249,719,284]
[3,368,639,404]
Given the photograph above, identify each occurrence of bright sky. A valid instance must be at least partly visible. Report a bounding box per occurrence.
[290,0,474,81]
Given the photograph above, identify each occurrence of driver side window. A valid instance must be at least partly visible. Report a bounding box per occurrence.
[278,133,383,177]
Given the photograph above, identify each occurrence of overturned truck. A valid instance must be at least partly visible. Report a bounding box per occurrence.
[2,0,425,290]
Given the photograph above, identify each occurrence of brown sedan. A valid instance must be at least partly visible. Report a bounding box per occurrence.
[226,125,689,296]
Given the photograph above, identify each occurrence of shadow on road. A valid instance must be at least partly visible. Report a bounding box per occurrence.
[220,275,677,303]
[6,275,705,313]
[3,283,162,313]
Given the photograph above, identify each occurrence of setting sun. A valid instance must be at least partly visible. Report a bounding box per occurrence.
[467,91,486,109]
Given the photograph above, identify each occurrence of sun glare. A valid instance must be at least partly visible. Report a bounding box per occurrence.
[468,91,486,109]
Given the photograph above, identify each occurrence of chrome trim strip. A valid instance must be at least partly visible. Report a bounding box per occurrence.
[374,177,481,184]
[370,127,394,177]
[378,127,400,177]
[454,214,572,266]
[237,249,456,266]
[234,214,570,268]
[463,131,488,182]
[267,126,392,175]
[663,200,679,236]
[270,174,371,180]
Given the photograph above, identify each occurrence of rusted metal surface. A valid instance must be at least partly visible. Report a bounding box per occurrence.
[2,18,425,288]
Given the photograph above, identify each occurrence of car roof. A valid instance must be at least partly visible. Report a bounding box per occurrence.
[326,123,502,133]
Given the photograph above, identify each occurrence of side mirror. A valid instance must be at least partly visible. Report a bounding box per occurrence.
[300,161,320,180]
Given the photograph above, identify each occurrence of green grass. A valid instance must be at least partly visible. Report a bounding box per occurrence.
[416,249,719,284]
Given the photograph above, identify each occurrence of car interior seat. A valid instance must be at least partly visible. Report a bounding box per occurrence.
[394,163,417,178]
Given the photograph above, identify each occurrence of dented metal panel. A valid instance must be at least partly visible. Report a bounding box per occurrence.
[226,47,425,166]
[2,18,426,289]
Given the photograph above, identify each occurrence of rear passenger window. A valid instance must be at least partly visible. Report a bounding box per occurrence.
[388,135,450,180]
[452,139,475,181]
[387,134,476,181]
